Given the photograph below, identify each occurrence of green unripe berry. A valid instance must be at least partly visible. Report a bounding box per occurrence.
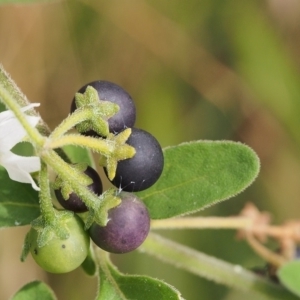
[28,215,90,273]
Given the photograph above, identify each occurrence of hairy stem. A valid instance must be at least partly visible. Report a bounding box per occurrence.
[50,107,94,138]
[139,233,298,300]
[38,161,57,223]
[94,247,127,300]
[0,65,71,163]
[151,216,252,230]
[41,150,100,209]
[151,216,300,243]
[0,65,51,137]
[0,84,45,147]
[46,134,114,155]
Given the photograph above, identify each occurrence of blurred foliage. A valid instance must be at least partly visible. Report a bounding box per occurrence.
[1,0,300,299]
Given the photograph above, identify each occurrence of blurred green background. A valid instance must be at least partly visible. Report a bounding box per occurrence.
[1,0,300,299]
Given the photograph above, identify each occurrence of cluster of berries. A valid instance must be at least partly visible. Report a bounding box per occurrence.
[55,80,164,254]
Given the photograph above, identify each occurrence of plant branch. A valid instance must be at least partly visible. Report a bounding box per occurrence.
[151,214,300,243]
[46,134,114,155]
[38,161,57,222]
[246,233,287,267]
[151,216,252,230]
[50,107,94,138]
[0,65,51,137]
[0,84,45,147]
[94,247,127,300]
[41,150,101,209]
[139,233,299,300]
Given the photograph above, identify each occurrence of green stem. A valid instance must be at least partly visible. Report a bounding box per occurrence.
[151,216,252,230]
[42,150,101,209]
[50,107,95,138]
[139,233,299,300]
[0,65,51,137]
[46,134,114,156]
[0,83,45,147]
[38,161,57,223]
[94,248,127,300]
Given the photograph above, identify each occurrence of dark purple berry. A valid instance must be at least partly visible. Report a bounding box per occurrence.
[89,192,150,254]
[71,80,136,136]
[55,166,103,213]
[106,128,164,192]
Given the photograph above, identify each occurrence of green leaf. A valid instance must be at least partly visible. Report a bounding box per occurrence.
[96,254,183,300]
[62,144,95,167]
[81,247,97,276]
[12,142,35,157]
[138,141,260,219]
[277,261,300,297]
[0,168,39,227]
[11,280,56,300]
[0,101,5,112]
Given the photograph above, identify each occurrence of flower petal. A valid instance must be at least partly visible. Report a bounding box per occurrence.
[1,152,40,191]
[20,103,40,112]
[0,103,40,124]
[0,109,15,123]
[0,105,40,152]
[0,119,27,151]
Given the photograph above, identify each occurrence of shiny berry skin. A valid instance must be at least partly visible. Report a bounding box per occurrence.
[71,80,136,135]
[29,215,90,273]
[89,192,150,254]
[106,128,164,192]
[55,166,103,213]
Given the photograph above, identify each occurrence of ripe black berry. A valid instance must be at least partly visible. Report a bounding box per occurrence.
[55,166,103,213]
[71,80,136,135]
[106,128,164,192]
[89,192,150,253]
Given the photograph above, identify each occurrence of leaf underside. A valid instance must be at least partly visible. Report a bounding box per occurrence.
[277,261,300,297]
[138,140,260,219]
[10,281,56,300]
[97,259,183,300]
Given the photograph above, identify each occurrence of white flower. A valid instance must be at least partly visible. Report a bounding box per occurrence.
[0,103,41,191]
